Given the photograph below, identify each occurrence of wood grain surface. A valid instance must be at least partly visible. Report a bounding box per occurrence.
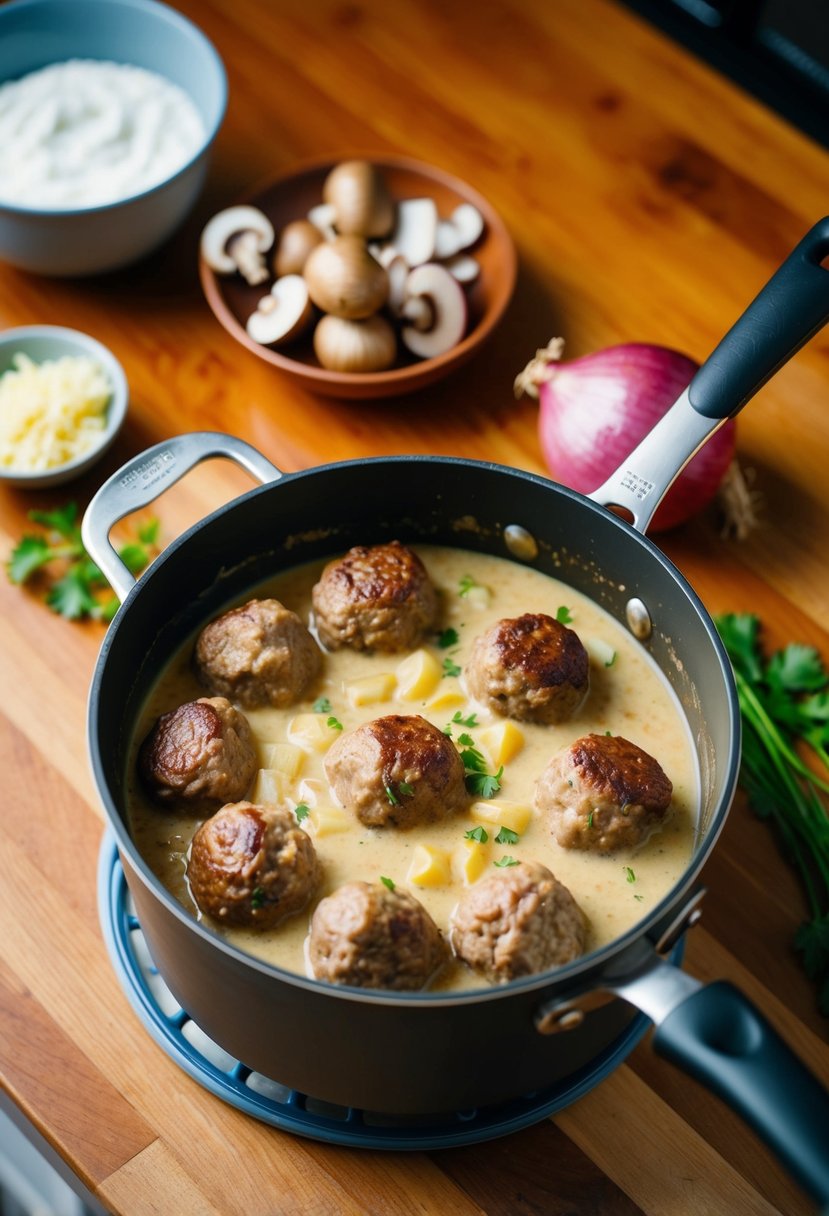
[1,0,828,1213]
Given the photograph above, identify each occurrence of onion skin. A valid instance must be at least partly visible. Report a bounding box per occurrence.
[528,342,736,532]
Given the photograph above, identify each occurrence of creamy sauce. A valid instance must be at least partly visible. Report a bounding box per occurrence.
[0,60,205,209]
[127,546,699,990]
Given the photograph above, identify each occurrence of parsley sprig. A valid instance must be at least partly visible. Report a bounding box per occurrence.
[7,504,158,621]
[458,741,504,799]
[716,612,829,1014]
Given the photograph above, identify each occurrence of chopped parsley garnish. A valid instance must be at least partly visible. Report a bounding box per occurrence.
[385,782,413,805]
[313,697,333,714]
[385,785,399,806]
[494,856,519,867]
[398,782,415,797]
[7,502,158,621]
[442,657,462,678]
[457,732,476,747]
[624,867,636,884]
[326,715,343,731]
[586,811,594,828]
[380,876,395,891]
[251,887,265,910]
[716,611,829,1013]
[466,766,504,799]
[458,574,479,597]
[464,825,488,843]
[294,803,310,823]
[495,826,519,845]
[452,710,478,728]
[556,605,573,625]
[634,894,644,902]
[437,627,459,649]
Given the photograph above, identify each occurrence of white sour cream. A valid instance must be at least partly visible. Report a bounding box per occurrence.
[0,59,206,209]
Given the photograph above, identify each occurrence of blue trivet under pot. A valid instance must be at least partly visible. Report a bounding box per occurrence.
[98,833,666,1150]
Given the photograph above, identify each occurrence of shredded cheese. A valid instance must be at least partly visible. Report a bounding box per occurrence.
[0,352,112,471]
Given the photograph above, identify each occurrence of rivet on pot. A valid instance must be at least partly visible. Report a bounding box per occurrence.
[534,1002,585,1035]
[626,597,652,640]
[503,524,539,561]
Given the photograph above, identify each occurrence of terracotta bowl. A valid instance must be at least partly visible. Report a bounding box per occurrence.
[199,156,517,399]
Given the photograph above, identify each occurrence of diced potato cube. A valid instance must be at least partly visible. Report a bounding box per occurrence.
[396,648,443,701]
[478,720,524,766]
[295,777,327,807]
[288,713,335,752]
[251,768,285,806]
[427,687,466,711]
[345,672,396,707]
[471,799,533,835]
[453,837,489,885]
[407,844,452,887]
[585,637,617,667]
[259,742,305,779]
[308,805,352,836]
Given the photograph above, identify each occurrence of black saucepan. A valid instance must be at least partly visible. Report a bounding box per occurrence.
[85,220,829,1205]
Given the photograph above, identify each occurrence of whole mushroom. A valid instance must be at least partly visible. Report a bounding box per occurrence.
[322,160,395,238]
[273,219,323,277]
[304,235,389,319]
[313,313,397,372]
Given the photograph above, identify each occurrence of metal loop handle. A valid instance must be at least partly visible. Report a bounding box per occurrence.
[81,432,283,602]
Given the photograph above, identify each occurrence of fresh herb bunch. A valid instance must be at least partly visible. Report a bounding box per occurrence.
[716,612,829,1014]
[7,503,158,621]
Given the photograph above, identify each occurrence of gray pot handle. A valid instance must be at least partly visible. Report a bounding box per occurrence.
[81,431,283,602]
[538,932,829,1208]
[588,217,829,532]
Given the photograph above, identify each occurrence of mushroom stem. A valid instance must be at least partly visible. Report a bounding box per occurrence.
[229,230,270,286]
[400,295,433,332]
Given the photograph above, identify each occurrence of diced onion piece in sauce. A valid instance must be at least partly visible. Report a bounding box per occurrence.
[407,844,452,887]
[465,585,491,610]
[453,837,490,885]
[259,742,306,779]
[471,799,533,834]
[251,768,285,805]
[396,649,443,700]
[478,721,525,767]
[308,806,351,836]
[295,778,326,807]
[288,714,335,752]
[345,672,396,707]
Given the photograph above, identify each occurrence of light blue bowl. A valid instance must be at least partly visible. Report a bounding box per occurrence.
[0,325,129,487]
[0,0,227,276]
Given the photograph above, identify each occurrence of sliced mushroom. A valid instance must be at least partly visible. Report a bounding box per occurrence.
[314,313,397,372]
[273,219,323,277]
[322,160,395,238]
[444,254,480,284]
[200,205,275,285]
[386,253,411,317]
[307,203,338,241]
[246,275,314,346]
[433,203,485,261]
[303,235,389,319]
[400,263,467,359]
[388,198,438,267]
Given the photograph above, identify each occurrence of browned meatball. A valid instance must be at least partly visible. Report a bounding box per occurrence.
[465,613,589,724]
[535,733,673,852]
[311,540,438,652]
[195,598,321,709]
[139,697,257,813]
[325,714,467,828]
[450,860,586,983]
[187,801,319,928]
[309,881,447,989]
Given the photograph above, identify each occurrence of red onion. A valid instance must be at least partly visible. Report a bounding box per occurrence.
[515,339,736,532]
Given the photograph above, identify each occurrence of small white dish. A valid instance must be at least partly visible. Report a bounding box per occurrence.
[0,325,129,489]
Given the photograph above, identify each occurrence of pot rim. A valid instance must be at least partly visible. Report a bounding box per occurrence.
[88,453,741,1008]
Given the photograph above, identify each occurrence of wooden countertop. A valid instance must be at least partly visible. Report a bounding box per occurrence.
[1,0,828,1212]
